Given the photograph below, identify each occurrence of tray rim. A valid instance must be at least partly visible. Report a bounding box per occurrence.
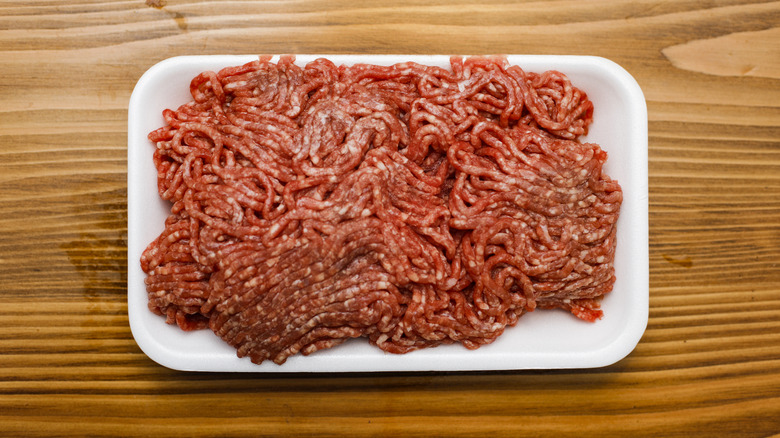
[127,54,649,372]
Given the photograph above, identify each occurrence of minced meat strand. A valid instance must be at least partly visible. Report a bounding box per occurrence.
[140,55,622,365]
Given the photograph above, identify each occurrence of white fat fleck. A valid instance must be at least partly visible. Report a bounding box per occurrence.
[361,208,372,217]
[245,277,260,288]
[596,256,606,263]
[338,205,349,215]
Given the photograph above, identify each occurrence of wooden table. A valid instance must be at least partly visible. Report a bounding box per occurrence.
[2,1,779,436]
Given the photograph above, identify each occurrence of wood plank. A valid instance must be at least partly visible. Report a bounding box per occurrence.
[0,0,778,436]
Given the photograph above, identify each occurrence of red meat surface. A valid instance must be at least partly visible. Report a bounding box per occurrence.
[140,56,622,365]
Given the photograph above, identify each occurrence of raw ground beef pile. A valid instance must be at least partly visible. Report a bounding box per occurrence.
[141,56,622,365]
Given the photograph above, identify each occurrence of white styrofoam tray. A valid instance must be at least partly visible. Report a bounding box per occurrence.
[128,55,648,372]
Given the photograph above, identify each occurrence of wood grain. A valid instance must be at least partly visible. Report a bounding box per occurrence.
[1,0,779,436]
[663,27,780,79]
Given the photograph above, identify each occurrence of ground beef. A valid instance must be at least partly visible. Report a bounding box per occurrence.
[140,55,622,365]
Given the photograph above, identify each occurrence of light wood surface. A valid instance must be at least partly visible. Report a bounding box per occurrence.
[1,1,779,436]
